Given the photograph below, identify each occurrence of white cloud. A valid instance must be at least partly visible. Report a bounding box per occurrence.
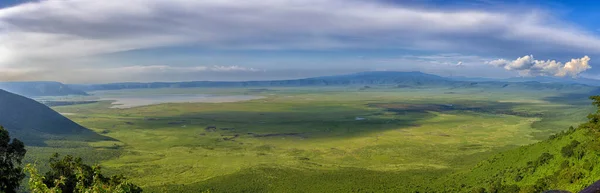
[488,55,591,77]
[556,56,592,77]
[0,0,599,82]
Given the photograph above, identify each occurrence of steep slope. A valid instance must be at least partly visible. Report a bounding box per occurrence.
[0,81,88,97]
[0,89,106,146]
[425,96,600,193]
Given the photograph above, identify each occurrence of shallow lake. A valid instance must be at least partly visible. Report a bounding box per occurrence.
[104,94,263,108]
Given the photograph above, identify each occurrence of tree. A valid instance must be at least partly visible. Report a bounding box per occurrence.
[585,96,600,130]
[0,125,26,193]
[32,153,142,193]
[24,164,64,193]
[561,140,580,158]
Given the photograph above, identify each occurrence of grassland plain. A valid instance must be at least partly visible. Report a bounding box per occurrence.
[42,86,595,192]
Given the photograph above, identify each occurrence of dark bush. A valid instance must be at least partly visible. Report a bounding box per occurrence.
[560,160,570,169]
[514,174,523,182]
[561,140,580,158]
[536,153,554,166]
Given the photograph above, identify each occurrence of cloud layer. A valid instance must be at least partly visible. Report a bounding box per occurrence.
[488,55,591,77]
[0,0,599,82]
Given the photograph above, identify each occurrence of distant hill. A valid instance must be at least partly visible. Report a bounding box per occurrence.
[70,71,450,91]
[0,81,88,97]
[305,71,450,85]
[70,71,598,92]
[0,89,107,146]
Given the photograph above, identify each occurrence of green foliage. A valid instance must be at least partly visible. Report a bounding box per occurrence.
[37,153,142,193]
[24,164,64,193]
[470,187,486,193]
[513,174,523,182]
[0,125,27,193]
[535,152,554,166]
[533,176,551,192]
[561,140,580,158]
[432,95,600,193]
[583,96,600,131]
[488,179,520,193]
[145,167,441,193]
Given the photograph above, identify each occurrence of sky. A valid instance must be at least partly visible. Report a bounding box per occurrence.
[0,0,599,83]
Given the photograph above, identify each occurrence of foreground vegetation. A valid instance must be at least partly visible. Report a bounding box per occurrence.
[0,126,26,193]
[427,96,600,192]
[26,154,141,193]
[35,87,595,192]
[1,126,141,193]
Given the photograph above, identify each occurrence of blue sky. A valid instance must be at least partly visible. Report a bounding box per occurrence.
[0,0,25,7]
[0,0,599,83]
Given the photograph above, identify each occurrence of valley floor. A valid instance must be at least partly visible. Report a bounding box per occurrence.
[31,86,595,192]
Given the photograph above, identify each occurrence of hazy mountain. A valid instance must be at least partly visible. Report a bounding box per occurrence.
[306,71,451,85]
[71,71,452,91]
[68,71,457,91]
[0,89,107,146]
[71,71,597,92]
[0,81,88,97]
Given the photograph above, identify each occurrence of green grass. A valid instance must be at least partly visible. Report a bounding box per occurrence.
[37,87,596,192]
[426,126,600,193]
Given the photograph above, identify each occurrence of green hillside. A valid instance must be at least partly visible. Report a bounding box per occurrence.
[430,96,600,193]
[0,89,110,146]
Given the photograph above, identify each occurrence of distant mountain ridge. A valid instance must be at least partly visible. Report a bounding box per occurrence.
[0,89,107,146]
[306,71,450,85]
[0,81,88,97]
[70,71,597,91]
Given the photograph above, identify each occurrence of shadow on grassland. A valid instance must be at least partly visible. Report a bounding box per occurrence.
[127,109,431,140]
[369,100,541,117]
[543,88,600,105]
[124,100,549,141]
